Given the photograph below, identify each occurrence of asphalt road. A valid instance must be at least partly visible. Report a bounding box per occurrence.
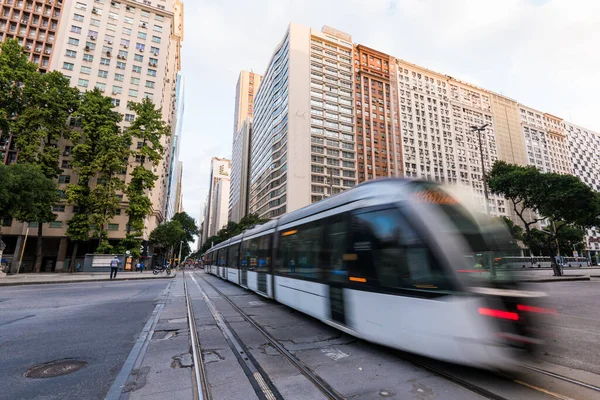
[0,280,169,400]
[536,279,600,375]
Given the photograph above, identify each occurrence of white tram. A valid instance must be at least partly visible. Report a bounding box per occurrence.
[204,179,548,370]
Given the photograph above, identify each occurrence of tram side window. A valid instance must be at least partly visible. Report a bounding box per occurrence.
[351,209,451,291]
[242,235,271,272]
[217,249,227,267]
[276,223,323,279]
[240,240,249,270]
[323,215,350,283]
[227,244,240,268]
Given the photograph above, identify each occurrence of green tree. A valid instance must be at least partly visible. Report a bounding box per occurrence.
[171,212,199,243]
[488,161,600,275]
[199,213,270,253]
[149,220,184,263]
[67,89,126,269]
[121,98,170,257]
[0,39,38,136]
[13,71,79,272]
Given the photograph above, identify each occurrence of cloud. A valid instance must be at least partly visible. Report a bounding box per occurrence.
[179,0,600,225]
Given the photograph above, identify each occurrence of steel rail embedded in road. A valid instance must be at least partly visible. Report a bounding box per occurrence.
[183,271,211,400]
[390,350,511,400]
[520,363,600,393]
[192,272,345,400]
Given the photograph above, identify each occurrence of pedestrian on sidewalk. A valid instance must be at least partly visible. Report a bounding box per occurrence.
[140,261,145,273]
[110,256,121,279]
[135,261,141,272]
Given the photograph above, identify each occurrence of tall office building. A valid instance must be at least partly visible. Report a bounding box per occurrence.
[0,0,62,72]
[233,70,261,134]
[248,24,356,219]
[229,118,252,223]
[166,72,184,220]
[201,157,231,245]
[0,0,183,272]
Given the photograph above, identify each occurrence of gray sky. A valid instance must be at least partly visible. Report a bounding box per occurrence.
[178,0,600,236]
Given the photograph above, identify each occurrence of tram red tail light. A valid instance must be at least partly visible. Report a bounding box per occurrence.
[516,304,557,315]
[478,308,519,321]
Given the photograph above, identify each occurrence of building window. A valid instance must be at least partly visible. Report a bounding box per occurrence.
[111,98,121,107]
[151,35,161,43]
[77,78,89,87]
[118,50,128,58]
[132,65,142,73]
[100,57,110,66]
[75,2,87,10]
[145,80,155,88]
[52,205,66,212]
[58,175,71,184]
[134,54,143,62]
[143,92,153,100]
[85,42,96,50]
[124,16,134,25]
[95,82,106,92]
[80,66,91,75]
[136,43,145,51]
[114,74,124,82]
[150,46,159,55]
[122,27,132,35]
[130,77,140,85]
[91,18,101,27]
[137,32,147,39]
[82,54,94,63]
[125,113,135,122]
[108,223,119,231]
[65,49,77,58]
[74,14,84,22]
[153,24,162,32]
[49,221,63,229]
[63,62,74,71]
[88,30,98,39]
[116,61,126,69]
[71,25,82,34]
[129,89,138,98]
[68,37,79,46]
[147,69,156,77]
[112,85,122,94]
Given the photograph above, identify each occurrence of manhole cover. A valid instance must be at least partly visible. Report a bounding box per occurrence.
[24,359,88,379]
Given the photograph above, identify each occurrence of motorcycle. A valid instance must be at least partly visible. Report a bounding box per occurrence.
[153,264,172,275]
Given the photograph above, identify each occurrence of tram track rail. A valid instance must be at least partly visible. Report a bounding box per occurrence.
[519,363,600,395]
[189,272,345,400]
[183,271,211,400]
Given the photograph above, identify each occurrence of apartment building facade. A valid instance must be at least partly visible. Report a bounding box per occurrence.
[248,24,356,219]
[201,157,231,245]
[0,0,183,272]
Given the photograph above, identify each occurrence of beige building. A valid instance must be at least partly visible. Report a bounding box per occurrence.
[233,70,261,134]
[1,0,183,272]
[248,24,356,219]
[201,157,231,245]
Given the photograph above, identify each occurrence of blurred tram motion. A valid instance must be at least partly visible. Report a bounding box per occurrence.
[203,179,551,371]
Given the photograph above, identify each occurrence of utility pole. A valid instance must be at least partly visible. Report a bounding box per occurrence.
[177,240,183,267]
[471,123,491,215]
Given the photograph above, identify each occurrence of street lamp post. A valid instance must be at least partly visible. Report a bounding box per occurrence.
[471,123,491,215]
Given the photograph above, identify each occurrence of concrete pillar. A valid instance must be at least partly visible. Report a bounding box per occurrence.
[10,235,24,274]
[54,237,69,272]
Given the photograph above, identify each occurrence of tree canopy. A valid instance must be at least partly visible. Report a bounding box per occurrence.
[199,213,270,253]
[487,161,600,275]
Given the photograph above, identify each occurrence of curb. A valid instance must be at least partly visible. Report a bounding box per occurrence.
[0,273,176,287]
[521,275,590,283]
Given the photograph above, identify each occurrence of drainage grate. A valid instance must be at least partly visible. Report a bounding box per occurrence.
[25,359,88,379]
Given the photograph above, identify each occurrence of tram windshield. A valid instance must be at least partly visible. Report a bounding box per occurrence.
[409,182,517,283]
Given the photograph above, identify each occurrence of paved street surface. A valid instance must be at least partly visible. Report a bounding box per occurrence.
[0,280,169,400]
[2,271,600,399]
[536,279,600,375]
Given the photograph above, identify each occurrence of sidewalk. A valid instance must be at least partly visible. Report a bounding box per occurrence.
[0,271,176,286]
[116,272,193,400]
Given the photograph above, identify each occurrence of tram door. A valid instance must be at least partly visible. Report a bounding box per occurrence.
[325,214,350,326]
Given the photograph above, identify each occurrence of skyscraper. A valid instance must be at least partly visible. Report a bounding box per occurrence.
[201,157,231,245]
[229,118,252,223]
[248,24,356,219]
[166,72,185,220]
[233,70,262,134]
